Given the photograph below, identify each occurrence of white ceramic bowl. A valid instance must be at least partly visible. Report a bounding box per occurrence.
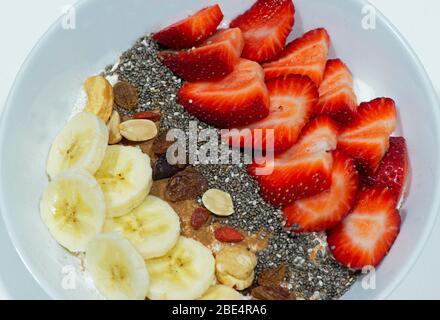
[1,0,440,300]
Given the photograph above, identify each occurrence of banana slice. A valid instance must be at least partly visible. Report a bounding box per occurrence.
[95,145,153,217]
[40,169,105,252]
[145,236,215,300]
[85,232,150,300]
[199,285,242,300]
[104,196,180,259]
[46,112,109,179]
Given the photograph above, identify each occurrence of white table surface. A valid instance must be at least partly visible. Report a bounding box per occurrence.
[0,0,439,300]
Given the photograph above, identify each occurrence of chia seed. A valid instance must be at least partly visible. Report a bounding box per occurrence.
[104,34,359,300]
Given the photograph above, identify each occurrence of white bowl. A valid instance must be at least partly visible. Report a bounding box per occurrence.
[1,0,440,300]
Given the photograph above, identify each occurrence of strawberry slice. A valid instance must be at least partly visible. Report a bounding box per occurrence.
[230,0,295,62]
[284,151,358,233]
[223,75,317,152]
[263,28,330,86]
[248,116,339,208]
[316,59,358,125]
[159,28,245,82]
[178,59,270,128]
[153,5,224,49]
[362,137,408,203]
[338,98,397,175]
[327,187,401,269]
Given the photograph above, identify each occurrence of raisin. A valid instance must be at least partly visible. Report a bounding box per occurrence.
[165,167,208,202]
[152,130,176,155]
[152,154,186,181]
[191,208,211,230]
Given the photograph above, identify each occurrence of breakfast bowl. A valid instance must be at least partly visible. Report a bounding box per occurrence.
[1,0,440,300]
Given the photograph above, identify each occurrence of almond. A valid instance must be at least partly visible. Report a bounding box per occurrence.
[113,81,139,109]
[202,189,234,216]
[251,286,296,300]
[119,119,158,142]
[84,76,114,122]
[107,110,122,145]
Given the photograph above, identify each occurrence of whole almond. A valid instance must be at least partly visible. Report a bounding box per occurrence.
[114,81,139,109]
[107,110,122,145]
[84,76,114,122]
[202,189,234,216]
[119,119,158,142]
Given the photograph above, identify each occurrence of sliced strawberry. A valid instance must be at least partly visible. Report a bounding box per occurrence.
[263,28,330,86]
[284,151,358,233]
[362,137,408,203]
[224,75,317,151]
[230,0,295,62]
[248,116,339,208]
[153,5,224,49]
[316,59,358,125]
[338,98,397,175]
[327,187,401,269]
[159,28,245,82]
[223,75,318,152]
[178,59,270,128]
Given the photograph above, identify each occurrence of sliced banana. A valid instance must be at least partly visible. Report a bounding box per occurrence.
[145,236,215,300]
[104,196,180,259]
[199,285,242,300]
[40,169,105,252]
[95,145,153,218]
[46,112,109,179]
[202,189,234,217]
[85,232,149,300]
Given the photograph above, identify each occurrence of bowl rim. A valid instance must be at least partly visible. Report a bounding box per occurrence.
[1,0,440,300]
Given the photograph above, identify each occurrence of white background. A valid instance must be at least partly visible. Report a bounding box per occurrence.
[0,0,439,299]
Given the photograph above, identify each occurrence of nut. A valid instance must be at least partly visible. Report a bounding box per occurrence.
[257,264,287,287]
[113,81,139,109]
[251,286,296,300]
[202,189,234,216]
[119,119,158,142]
[84,76,114,122]
[215,246,257,290]
[107,110,122,145]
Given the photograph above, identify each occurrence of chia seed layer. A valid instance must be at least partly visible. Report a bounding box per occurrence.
[105,35,359,300]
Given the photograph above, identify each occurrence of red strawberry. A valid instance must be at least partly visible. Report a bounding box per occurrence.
[214,226,244,243]
[153,5,224,49]
[316,59,358,124]
[283,151,358,233]
[230,0,295,62]
[338,98,397,175]
[248,116,339,208]
[263,28,330,86]
[159,28,245,82]
[362,137,408,203]
[178,59,270,128]
[223,75,318,152]
[327,187,401,269]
